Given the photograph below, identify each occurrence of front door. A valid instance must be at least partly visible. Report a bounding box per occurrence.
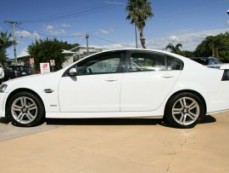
[59,51,125,112]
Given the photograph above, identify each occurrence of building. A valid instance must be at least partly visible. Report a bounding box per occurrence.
[62,46,103,67]
[13,46,103,68]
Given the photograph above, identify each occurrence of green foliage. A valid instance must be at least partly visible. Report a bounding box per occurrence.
[0,49,5,63]
[126,0,153,48]
[166,43,183,55]
[182,51,195,58]
[0,32,14,64]
[28,39,78,71]
[195,32,229,61]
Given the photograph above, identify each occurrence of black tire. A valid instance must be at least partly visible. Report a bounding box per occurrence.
[6,91,45,127]
[164,92,205,128]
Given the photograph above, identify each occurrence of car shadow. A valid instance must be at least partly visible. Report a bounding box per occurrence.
[0,115,216,127]
[0,117,10,124]
[46,118,162,126]
[159,115,217,128]
[46,115,216,126]
[199,115,216,124]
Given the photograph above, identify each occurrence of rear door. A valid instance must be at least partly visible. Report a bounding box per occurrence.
[121,51,183,112]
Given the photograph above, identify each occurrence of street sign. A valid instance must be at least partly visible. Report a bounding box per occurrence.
[50,59,55,66]
[29,58,34,65]
[40,63,50,74]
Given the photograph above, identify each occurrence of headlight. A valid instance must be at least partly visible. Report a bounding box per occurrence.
[0,84,8,92]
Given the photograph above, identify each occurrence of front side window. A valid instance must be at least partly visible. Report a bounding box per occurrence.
[76,52,123,75]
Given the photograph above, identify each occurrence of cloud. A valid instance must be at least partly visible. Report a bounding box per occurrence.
[72,32,85,37]
[44,24,66,36]
[61,23,70,28]
[98,28,114,34]
[16,30,41,40]
[146,28,229,51]
[17,47,29,58]
[93,28,229,51]
[169,35,180,42]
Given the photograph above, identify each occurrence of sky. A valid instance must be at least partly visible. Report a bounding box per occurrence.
[0,0,229,58]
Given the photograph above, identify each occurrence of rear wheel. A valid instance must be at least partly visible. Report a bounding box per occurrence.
[165,92,205,128]
[7,92,45,127]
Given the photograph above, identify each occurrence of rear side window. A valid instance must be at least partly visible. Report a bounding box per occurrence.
[127,52,183,72]
[128,53,166,72]
[167,56,184,70]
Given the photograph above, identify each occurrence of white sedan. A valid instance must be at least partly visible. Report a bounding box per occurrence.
[0,49,229,128]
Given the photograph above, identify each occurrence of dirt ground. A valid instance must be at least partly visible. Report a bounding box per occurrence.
[0,112,229,173]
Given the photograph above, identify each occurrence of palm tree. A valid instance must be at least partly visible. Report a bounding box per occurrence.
[126,0,153,48]
[0,32,14,63]
[205,36,222,58]
[166,43,183,55]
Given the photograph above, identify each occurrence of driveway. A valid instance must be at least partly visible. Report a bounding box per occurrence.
[0,112,229,173]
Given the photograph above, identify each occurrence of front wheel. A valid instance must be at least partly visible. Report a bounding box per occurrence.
[7,92,45,127]
[164,92,205,128]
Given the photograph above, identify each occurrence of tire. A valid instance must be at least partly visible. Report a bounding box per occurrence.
[7,91,45,127]
[164,92,205,128]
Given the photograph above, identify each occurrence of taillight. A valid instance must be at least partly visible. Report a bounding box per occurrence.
[222,70,229,81]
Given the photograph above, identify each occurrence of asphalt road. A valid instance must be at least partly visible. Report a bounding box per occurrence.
[0,112,228,173]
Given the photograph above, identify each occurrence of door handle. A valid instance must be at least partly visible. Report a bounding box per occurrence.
[105,79,118,82]
[162,74,174,79]
[104,77,118,82]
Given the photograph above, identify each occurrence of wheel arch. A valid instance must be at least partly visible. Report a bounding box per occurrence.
[165,90,207,116]
[5,88,46,119]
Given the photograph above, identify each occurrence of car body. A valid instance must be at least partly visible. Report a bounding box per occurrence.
[0,49,229,128]
[4,65,33,81]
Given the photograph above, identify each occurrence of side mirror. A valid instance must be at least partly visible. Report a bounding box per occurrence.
[68,68,77,77]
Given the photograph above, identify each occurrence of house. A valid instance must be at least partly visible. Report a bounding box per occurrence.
[13,46,103,68]
[62,46,103,67]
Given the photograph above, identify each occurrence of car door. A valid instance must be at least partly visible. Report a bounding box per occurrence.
[121,51,183,112]
[59,51,125,113]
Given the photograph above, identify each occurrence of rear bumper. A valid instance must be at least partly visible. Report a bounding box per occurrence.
[0,93,7,118]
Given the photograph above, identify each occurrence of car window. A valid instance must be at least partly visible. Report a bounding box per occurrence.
[167,56,183,70]
[128,52,166,72]
[76,52,123,75]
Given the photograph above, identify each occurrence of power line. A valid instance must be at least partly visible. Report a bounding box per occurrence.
[19,4,118,24]
[17,24,134,48]
[16,25,84,39]
[89,34,135,48]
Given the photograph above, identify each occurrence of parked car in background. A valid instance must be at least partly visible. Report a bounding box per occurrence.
[190,57,222,65]
[0,49,229,128]
[4,65,33,81]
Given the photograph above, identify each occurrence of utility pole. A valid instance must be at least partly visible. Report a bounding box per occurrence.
[5,20,20,64]
[135,24,138,48]
[86,33,89,55]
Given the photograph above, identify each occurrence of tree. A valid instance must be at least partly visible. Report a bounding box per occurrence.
[166,43,183,55]
[28,39,78,71]
[126,0,153,48]
[195,33,229,61]
[0,32,14,63]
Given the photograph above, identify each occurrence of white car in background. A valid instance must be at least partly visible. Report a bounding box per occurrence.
[0,49,229,128]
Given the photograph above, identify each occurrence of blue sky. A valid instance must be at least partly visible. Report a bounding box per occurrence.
[0,0,229,58]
